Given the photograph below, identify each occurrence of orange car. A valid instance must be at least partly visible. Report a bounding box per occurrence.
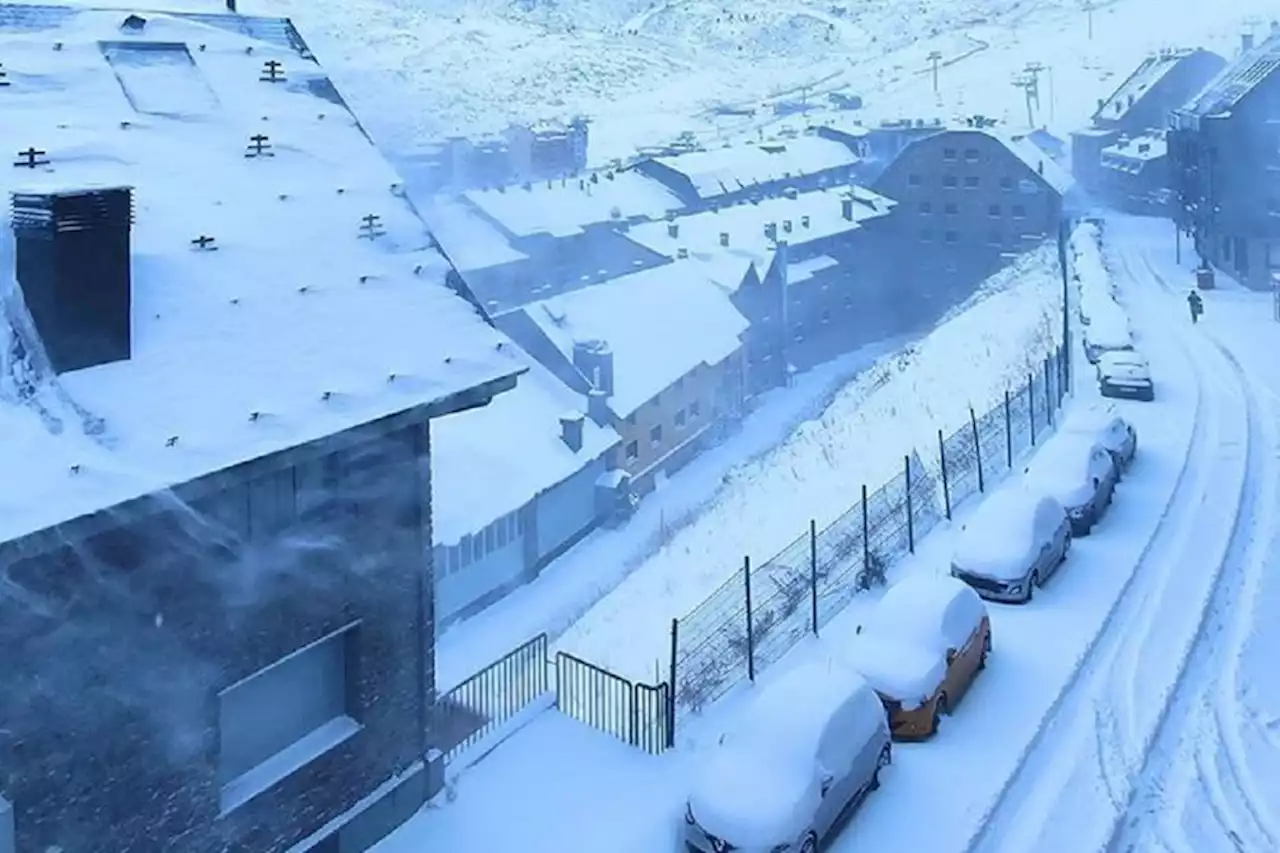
[844,574,991,740]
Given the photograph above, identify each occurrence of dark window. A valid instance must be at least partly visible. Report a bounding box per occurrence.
[650,425,663,446]
[1012,204,1027,218]
[988,229,1003,246]
[675,408,687,428]
[908,173,922,186]
[690,400,702,418]
[919,201,932,214]
[821,309,832,323]
[943,147,957,161]
[509,514,519,540]
[448,544,461,574]
[944,202,958,215]
[963,175,980,189]
[626,440,639,461]
[964,148,979,162]
[218,625,360,812]
[920,228,934,242]
[988,203,1001,217]
[943,175,958,188]
[516,512,526,534]
[472,533,484,562]
[944,230,959,243]
[496,516,509,547]
[844,295,854,308]
[483,523,496,552]
[1000,176,1014,191]
[459,534,472,567]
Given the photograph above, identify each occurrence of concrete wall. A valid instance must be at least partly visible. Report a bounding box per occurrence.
[0,418,435,853]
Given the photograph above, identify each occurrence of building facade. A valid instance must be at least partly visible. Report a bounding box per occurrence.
[1169,36,1280,288]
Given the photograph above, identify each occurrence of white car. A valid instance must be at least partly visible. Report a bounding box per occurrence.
[1062,403,1138,473]
[684,661,891,853]
[1082,303,1134,364]
[1025,435,1119,535]
[1096,350,1153,401]
[951,486,1071,604]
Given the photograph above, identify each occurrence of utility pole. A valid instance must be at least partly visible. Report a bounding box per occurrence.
[1013,72,1036,127]
[1024,61,1046,117]
[928,50,943,94]
[1083,0,1095,39]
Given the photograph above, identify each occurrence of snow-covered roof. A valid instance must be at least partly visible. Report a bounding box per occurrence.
[623,186,895,291]
[866,575,986,656]
[460,170,685,239]
[1102,136,1167,167]
[0,7,523,546]
[998,132,1075,196]
[651,136,862,201]
[1094,49,1197,125]
[524,262,748,417]
[843,632,946,709]
[787,255,839,286]
[953,487,1063,581]
[421,194,528,274]
[1181,41,1276,119]
[430,357,619,545]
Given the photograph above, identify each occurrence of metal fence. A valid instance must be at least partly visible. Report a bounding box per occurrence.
[555,652,672,755]
[438,633,550,761]
[670,344,1068,723]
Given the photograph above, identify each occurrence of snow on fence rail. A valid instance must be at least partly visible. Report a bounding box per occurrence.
[671,344,1068,720]
[438,343,1067,756]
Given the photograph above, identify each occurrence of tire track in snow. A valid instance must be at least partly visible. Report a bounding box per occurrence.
[1104,246,1280,853]
[957,239,1213,853]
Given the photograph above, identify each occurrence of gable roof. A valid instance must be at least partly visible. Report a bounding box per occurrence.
[0,6,523,546]
[523,263,749,417]
[1181,35,1280,119]
[1094,49,1199,125]
[648,136,862,202]
[997,131,1075,195]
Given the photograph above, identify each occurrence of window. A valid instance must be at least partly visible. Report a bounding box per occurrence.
[988,203,1001,217]
[920,228,934,242]
[626,440,639,461]
[459,534,472,568]
[649,425,663,446]
[844,294,854,308]
[471,533,484,562]
[942,175,958,188]
[964,148,979,162]
[821,308,832,324]
[1000,176,1014,191]
[1012,204,1027,219]
[516,512,526,534]
[497,515,509,547]
[218,624,361,813]
[908,173,922,186]
[944,202,958,215]
[675,408,687,428]
[484,523,497,552]
[988,229,1003,246]
[944,230,959,243]
[690,400,702,418]
[943,147,957,161]
[918,201,932,214]
[509,514,519,540]
[963,175,979,189]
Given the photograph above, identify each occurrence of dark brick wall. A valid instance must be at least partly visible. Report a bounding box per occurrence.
[0,419,435,853]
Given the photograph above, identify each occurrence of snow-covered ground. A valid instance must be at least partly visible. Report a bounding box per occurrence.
[550,246,1062,682]
[248,0,1278,167]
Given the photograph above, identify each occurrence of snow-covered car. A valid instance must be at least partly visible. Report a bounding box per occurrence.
[1078,287,1119,327]
[951,487,1070,604]
[684,661,891,853]
[1062,403,1137,474]
[1096,349,1154,401]
[1025,435,1118,535]
[1082,303,1134,364]
[845,575,991,739]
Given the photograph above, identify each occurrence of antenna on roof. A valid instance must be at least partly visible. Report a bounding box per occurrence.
[358,213,386,241]
[244,134,274,158]
[191,235,218,251]
[13,147,49,169]
[259,59,286,84]
[0,63,9,88]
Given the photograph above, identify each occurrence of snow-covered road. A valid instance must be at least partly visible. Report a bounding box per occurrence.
[963,221,1272,853]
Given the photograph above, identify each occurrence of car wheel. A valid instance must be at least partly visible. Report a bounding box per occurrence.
[870,744,891,790]
[978,633,991,670]
[1025,572,1039,603]
[800,830,818,853]
[932,693,949,733]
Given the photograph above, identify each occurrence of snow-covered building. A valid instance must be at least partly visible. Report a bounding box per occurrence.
[407,117,590,193]
[429,357,621,627]
[1170,32,1280,288]
[0,7,525,853]
[1070,48,1225,205]
[623,185,900,395]
[501,264,750,496]
[818,116,948,183]
[633,135,865,211]
[872,126,1074,307]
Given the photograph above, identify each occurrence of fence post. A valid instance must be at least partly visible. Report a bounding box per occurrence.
[1028,374,1036,445]
[861,483,870,574]
[667,618,678,748]
[1004,390,1013,468]
[809,519,819,635]
[1044,357,1053,424]
[1060,342,1069,398]
[970,406,985,493]
[937,428,952,520]
[904,454,915,553]
[743,556,755,683]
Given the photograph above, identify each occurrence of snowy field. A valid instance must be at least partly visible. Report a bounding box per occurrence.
[244,0,1280,167]
[374,218,1219,853]
[550,246,1062,682]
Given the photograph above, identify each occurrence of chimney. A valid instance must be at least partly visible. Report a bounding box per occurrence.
[12,186,134,374]
[667,222,679,238]
[572,339,614,397]
[1137,142,1151,154]
[677,247,689,259]
[782,219,793,233]
[587,389,611,427]
[719,231,730,247]
[841,198,854,221]
[764,222,778,241]
[559,411,585,452]
[1242,31,1256,53]
[783,187,799,200]
[801,214,811,228]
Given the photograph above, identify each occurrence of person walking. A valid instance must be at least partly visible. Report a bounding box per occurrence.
[1188,288,1204,324]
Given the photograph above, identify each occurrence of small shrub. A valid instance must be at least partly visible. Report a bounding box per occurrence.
[856,550,888,592]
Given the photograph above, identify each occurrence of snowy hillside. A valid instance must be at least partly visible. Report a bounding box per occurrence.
[551,245,1062,681]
